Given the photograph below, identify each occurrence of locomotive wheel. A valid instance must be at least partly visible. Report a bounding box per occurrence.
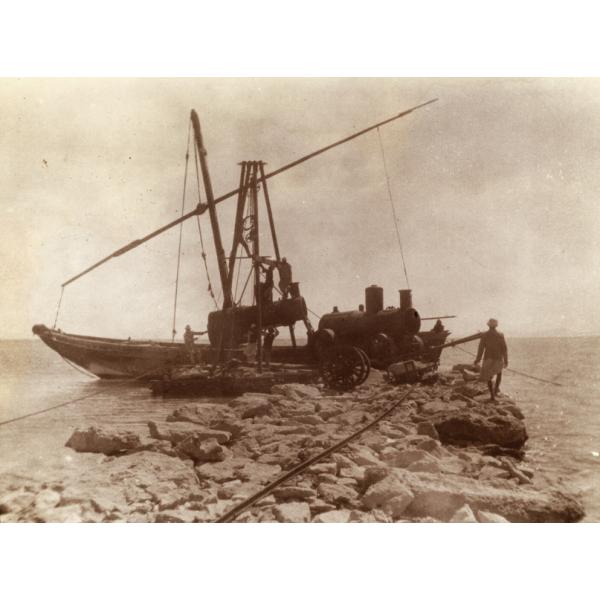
[320,345,368,390]
[356,348,371,382]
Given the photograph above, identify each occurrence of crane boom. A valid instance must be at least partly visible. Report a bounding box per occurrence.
[61,98,438,287]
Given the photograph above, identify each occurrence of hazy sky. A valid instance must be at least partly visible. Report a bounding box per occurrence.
[2,78,599,340]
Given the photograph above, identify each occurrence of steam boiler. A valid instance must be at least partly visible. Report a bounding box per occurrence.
[313,285,450,370]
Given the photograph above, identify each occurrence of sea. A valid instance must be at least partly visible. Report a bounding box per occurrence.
[0,337,599,522]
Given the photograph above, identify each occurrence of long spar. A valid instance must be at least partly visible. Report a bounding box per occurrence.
[61,98,438,288]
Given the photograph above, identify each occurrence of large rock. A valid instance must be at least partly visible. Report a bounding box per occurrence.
[406,489,467,521]
[433,411,528,449]
[232,394,273,419]
[317,483,358,506]
[477,510,510,523]
[312,509,351,523]
[384,448,432,468]
[271,383,322,401]
[449,504,478,523]
[273,502,311,523]
[148,421,231,445]
[166,403,241,434]
[273,486,317,502]
[394,469,584,523]
[416,421,440,440]
[176,436,228,462]
[65,426,141,455]
[0,490,36,515]
[28,451,202,522]
[362,474,415,518]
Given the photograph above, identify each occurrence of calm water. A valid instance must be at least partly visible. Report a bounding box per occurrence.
[1,338,599,521]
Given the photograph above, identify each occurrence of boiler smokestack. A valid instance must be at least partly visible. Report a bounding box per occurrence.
[399,289,412,310]
[365,285,383,314]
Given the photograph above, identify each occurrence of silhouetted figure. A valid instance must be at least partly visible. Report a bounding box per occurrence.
[278,257,292,298]
[474,318,508,401]
[244,324,258,363]
[262,326,279,367]
[433,319,444,333]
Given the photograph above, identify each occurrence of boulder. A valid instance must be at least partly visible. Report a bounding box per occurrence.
[406,489,467,521]
[433,411,528,449]
[273,486,317,502]
[232,395,273,419]
[339,466,366,484]
[312,509,351,523]
[362,474,414,519]
[65,426,141,455]
[449,504,478,523]
[421,400,453,414]
[307,462,338,475]
[416,421,440,440]
[0,490,36,515]
[386,449,432,469]
[363,466,392,489]
[317,483,358,506]
[477,510,510,523]
[148,421,231,445]
[235,461,282,484]
[393,469,584,523]
[166,403,238,430]
[273,502,312,523]
[271,383,322,402]
[349,446,386,467]
[35,489,61,512]
[407,458,442,474]
[176,436,228,462]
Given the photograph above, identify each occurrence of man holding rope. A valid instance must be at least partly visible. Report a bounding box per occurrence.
[474,318,508,402]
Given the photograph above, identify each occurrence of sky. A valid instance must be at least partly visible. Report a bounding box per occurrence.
[2,77,600,340]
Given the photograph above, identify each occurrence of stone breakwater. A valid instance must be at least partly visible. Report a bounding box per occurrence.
[0,372,585,523]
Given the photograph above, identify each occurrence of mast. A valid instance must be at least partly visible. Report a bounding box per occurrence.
[190,109,233,308]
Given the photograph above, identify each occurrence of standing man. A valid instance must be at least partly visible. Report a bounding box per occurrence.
[277,257,292,298]
[183,325,207,364]
[244,324,258,363]
[474,318,508,401]
[262,326,279,368]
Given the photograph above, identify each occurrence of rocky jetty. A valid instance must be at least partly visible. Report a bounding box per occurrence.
[0,372,585,523]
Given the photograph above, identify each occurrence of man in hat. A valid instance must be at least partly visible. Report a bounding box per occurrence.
[474,318,508,401]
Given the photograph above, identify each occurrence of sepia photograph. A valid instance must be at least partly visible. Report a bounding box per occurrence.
[1,77,598,526]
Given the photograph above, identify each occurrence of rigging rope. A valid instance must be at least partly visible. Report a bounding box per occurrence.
[0,389,106,428]
[53,286,65,329]
[452,344,564,387]
[376,127,410,288]
[192,142,219,310]
[59,354,98,379]
[171,122,192,341]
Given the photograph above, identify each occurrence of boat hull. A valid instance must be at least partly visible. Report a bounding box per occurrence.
[31,324,314,380]
[32,325,193,379]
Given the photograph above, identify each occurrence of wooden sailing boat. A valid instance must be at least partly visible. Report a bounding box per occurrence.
[33,99,456,388]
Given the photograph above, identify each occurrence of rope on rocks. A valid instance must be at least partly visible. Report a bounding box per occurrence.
[453,345,563,387]
[0,364,170,428]
[214,387,413,523]
[0,389,107,428]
